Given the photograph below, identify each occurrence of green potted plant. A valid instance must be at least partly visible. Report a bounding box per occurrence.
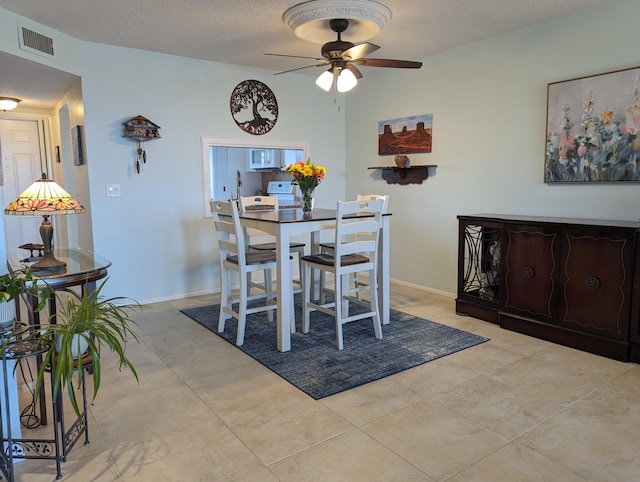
[30,277,143,416]
[0,267,47,330]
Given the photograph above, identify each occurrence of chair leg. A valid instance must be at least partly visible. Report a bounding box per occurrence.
[218,267,231,333]
[368,268,383,340]
[236,268,249,346]
[319,269,326,304]
[296,249,304,291]
[334,270,344,350]
[301,262,311,333]
[290,278,296,334]
[341,273,350,315]
[352,273,363,300]
[265,269,274,323]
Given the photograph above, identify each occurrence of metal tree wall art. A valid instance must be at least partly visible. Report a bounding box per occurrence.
[230,80,278,135]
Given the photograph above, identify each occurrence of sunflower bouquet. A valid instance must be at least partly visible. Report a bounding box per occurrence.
[285,158,327,191]
[285,159,327,213]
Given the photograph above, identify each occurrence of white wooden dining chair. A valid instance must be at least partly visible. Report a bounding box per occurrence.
[318,194,389,303]
[301,198,384,350]
[239,195,306,293]
[211,199,278,346]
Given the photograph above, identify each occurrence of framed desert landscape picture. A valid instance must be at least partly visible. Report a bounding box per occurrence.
[378,113,433,155]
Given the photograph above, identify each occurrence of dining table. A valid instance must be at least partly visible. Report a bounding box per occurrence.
[238,207,391,352]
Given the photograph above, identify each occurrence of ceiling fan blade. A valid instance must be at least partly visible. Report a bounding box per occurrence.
[345,63,363,79]
[341,42,380,61]
[264,53,322,61]
[354,58,423,69]
[273,63,328,75]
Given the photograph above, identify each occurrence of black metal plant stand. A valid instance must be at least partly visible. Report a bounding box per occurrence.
[0,326,90,481]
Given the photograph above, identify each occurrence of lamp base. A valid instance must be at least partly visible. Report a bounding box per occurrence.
[31,251,66,272]
[31,215,66,272]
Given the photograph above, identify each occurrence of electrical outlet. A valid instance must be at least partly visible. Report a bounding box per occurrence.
[106,184,121,197]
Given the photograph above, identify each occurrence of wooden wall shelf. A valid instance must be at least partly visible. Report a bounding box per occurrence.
[368,165,437,185]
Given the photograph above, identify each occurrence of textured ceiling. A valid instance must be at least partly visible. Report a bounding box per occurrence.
[0,0,607,110]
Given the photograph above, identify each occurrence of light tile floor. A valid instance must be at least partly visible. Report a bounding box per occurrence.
[11,284,640,481]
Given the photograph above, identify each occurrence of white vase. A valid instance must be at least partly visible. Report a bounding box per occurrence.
[0,300,16,330]
[55,332,90,358]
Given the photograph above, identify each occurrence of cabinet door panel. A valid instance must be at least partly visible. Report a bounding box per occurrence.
[630,238,640,345]
[561,233,632,340]
[503,228,558,321]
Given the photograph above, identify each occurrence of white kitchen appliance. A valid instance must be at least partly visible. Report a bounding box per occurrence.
[267,181,297,208]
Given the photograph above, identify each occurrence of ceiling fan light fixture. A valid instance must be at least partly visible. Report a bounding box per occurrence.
[316,69,334,91]
[337,68,357,92]
[0,97,21,111]
[272,1,420,94]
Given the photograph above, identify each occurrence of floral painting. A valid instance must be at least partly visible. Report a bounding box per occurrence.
[545,66,640,183]
[378,114,433,155]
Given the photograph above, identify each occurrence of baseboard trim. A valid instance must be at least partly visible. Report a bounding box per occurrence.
[390,279,455,299]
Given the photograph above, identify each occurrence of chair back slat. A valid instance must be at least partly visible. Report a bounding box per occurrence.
[356,194,389,213]
[352,194,389,240]
[340,218,379,237]
[213,219,235,236]
[239,195,278,212]
[211,200,246,264]
[334,199,384,261]
[239,195,278,237]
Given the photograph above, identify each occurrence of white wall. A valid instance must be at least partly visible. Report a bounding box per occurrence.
[79,43,346,303]
[50,81,93,252]
[345,0,640,294]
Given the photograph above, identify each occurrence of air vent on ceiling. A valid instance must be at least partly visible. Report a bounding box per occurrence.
[18,25,55,58]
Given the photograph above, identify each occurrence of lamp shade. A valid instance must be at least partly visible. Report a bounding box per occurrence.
[4,174,85,215]
[0,97,21,111]
[337,69,358,93]
[315,70,334,92]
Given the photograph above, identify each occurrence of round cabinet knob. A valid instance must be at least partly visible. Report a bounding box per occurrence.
[521,266,535,279]
[585,276,600,290]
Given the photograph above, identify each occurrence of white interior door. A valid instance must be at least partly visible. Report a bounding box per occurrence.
[0,119,47,251]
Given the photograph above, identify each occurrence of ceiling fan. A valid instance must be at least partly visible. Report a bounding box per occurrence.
[266,18,422,93]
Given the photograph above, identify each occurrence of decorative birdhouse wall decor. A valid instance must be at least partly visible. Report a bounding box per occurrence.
[123,115,161,173]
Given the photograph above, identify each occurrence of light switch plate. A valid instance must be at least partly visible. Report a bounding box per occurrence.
[106,184,121,197]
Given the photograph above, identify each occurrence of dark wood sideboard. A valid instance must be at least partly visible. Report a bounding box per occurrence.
[456,214,640,362]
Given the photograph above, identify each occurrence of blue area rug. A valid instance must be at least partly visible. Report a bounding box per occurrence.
[180,295,489,399]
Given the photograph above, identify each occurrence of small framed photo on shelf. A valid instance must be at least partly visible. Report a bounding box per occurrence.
[71,125,85,166]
